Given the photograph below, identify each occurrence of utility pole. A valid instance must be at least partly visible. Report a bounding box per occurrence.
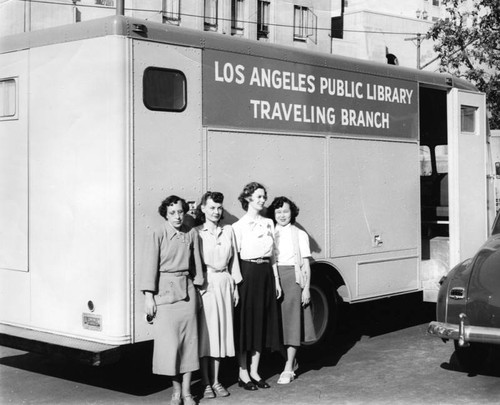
[405,33,422,70]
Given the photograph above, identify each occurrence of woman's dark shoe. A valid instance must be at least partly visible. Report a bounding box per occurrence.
[250,377,270,389]
[238,378,258,391]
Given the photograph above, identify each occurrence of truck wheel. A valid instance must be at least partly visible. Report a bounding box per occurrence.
[302,271,338,348]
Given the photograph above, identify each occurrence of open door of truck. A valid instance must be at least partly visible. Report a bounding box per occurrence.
[448,89,488,267]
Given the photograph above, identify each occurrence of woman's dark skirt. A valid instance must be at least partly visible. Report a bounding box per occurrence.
[235,260,281,353]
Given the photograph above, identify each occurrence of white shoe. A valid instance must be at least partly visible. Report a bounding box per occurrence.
[277,370,295,384]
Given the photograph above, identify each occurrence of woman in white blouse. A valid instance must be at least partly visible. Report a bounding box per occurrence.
[232,182,282,391]
[267,196,316,385]
[195,191,242,399]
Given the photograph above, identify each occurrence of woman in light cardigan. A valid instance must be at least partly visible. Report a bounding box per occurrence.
[268,196,316,385]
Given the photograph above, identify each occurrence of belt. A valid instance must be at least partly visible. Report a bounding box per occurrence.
[245,257,271,264]
[206,266,228,273]
[159,270,190,277]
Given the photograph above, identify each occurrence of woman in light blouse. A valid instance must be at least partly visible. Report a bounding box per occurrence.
[268,196,316,385]
[195,191,242,399]
[141,195,204,405]
[232,182,282,391]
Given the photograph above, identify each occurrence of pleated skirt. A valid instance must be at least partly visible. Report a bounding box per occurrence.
[198,271,236,358]
[278,265,317,346]
[235,260,281,353]
[152,278,199,376]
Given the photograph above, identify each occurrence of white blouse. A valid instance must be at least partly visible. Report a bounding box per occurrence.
[274,224,311,266]
[232,214,275,260]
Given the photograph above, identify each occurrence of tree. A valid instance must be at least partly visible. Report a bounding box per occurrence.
[428,0,500,129]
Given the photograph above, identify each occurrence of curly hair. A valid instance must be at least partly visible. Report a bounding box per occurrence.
[267,196,300,224]
[194,191,225,225]
[238,182,267,211]
[158,195,189,219]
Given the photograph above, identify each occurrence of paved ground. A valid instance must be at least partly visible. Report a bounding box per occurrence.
[1,293,500,404]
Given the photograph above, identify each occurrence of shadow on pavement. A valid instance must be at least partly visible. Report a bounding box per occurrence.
[269,291,436,376]
[0,292,435,397]
[440,346,500,378]
[0,341,170,395]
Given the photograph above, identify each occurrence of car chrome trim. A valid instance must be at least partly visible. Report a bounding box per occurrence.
[458,313,469,347]
[449,287,465,300]
[427,321,500,345]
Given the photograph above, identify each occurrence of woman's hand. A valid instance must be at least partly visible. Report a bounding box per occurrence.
[144,292,157,319]
[301,287,311,307]
[233,288,240,307]
[275,280,282,299]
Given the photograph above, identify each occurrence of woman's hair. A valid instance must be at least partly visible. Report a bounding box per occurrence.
[158,195,189,219]
[238,182,267,211]
[194,191,224,225]
[267,196,300,224]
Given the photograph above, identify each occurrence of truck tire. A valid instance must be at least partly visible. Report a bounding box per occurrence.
[302,271,338,349]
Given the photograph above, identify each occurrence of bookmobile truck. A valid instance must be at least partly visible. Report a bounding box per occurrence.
[0,13,496,365]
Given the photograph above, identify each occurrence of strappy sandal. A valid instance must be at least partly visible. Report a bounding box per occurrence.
[212,382,229,397]
[277,370,296,384]
[203,384,215,399]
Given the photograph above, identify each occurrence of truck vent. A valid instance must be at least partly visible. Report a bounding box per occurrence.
[450,287,465,300]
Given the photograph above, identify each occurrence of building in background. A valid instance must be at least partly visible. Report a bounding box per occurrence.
[0,0,444,70]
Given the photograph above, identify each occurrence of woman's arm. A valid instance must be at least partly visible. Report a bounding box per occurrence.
[191,230,205,287]
[273,262,282,299]
[228,226,243,285]
[140,229,161,293]
[301,258,311,306]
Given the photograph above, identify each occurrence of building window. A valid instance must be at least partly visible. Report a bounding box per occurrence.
[432,0,439,6]
[231,0,244,35]
[257,0,270,39]
[294,6,317,43]
[205,0,218,31]
[162,0,180,24]
[143,68,187,112]
[95,0,115,6]
[0,79,16,119]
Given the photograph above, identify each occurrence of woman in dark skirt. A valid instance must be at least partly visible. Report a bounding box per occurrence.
[232,182,282,391]
[267,196,316,385]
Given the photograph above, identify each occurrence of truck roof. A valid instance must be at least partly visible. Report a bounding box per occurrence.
[0,15,477,92]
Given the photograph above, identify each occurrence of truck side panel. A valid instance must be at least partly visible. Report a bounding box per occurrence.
[1,36,132,345]
[132,41,203,343]
[0,50,30,325]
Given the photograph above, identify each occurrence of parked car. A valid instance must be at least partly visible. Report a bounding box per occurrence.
[428,211,500,371]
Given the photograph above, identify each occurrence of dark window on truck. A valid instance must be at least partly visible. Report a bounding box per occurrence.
[143,67,187,112]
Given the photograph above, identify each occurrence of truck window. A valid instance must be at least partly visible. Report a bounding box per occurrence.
[143,67,186,112]
[461,105,477,133]
[0,79,16,118]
